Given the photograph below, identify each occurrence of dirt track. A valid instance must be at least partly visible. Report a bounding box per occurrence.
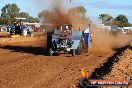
[0,32,131,88]
[103,44,132,88]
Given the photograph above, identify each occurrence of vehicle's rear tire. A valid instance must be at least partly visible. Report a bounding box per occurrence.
[75,41,82,55]
[72,49,75,57]
[47,32,52,50]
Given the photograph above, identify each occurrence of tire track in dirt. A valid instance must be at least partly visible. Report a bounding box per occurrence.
[0,33,130,88]
[102,44,132,88]
[89,44,131,79]
[77,43,131,88]
[0,34,48,88]
[0,38,113,88]
[0,54,50,88]
[30,53,112,88]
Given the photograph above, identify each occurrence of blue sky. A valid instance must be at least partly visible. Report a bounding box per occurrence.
[0,0,132,24]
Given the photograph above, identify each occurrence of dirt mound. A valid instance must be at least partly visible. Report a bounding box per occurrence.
[103,44,132,88]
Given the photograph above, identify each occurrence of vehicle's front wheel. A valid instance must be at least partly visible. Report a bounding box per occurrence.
[30,33,33,37]
[10,29,15,35]
[22,29,27,37]
[47,32,52,50]
[49,48,53,56]
[75,41,82,55]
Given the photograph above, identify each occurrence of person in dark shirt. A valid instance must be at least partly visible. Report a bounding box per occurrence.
[15,21,21,35]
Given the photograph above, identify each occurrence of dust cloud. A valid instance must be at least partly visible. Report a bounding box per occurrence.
[90,25,132,52]
[35,0,132,52]
[37,0,91,29]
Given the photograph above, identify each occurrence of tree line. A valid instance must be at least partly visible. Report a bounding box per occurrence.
[99,14,132,27]
[2,3,130,28]
[0,3,39,25]
[0,3,87,25]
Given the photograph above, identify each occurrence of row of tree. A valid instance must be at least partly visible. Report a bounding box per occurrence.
[99,14,131,27]
[0,3,39,25]
[0,3,87,25]
[1,3,130,28]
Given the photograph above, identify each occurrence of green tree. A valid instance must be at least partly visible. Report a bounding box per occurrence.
[99,14,113,24]
[114,14,129,27]
[114,14,128,23]
[0,17,4,25]
[1,3,33,24]
[1,3,20,24]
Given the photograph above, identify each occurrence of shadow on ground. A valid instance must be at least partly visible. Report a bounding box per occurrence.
[0,35,9,38]
[0,45,48,55]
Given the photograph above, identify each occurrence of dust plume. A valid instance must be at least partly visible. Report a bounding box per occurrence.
[90,25,132,52]
[38,0,91,29]
[36,0,132,52]
[39,0,70,26]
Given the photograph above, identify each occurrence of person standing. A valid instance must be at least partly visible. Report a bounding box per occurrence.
[83,24,91,53]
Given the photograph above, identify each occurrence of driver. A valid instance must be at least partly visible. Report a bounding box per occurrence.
[63,26,71,39]
[15,21,21,34]
[64,25,72,46]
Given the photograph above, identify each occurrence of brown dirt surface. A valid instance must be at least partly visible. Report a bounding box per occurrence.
[101,43,132,88]
[0,32,131,88]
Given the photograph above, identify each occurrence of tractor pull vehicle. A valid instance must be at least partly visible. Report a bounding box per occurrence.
[10,17,33,38]
[47,24,91,56]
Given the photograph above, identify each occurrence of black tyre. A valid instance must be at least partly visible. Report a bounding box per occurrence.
[79,78,95,88]
[22,29,27,37]
[47,32,52,50]
[72,49,75,57]
[75,41,82,55]
[10,29,15,35]
[49,48,53,56]
[30,32,33,37]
